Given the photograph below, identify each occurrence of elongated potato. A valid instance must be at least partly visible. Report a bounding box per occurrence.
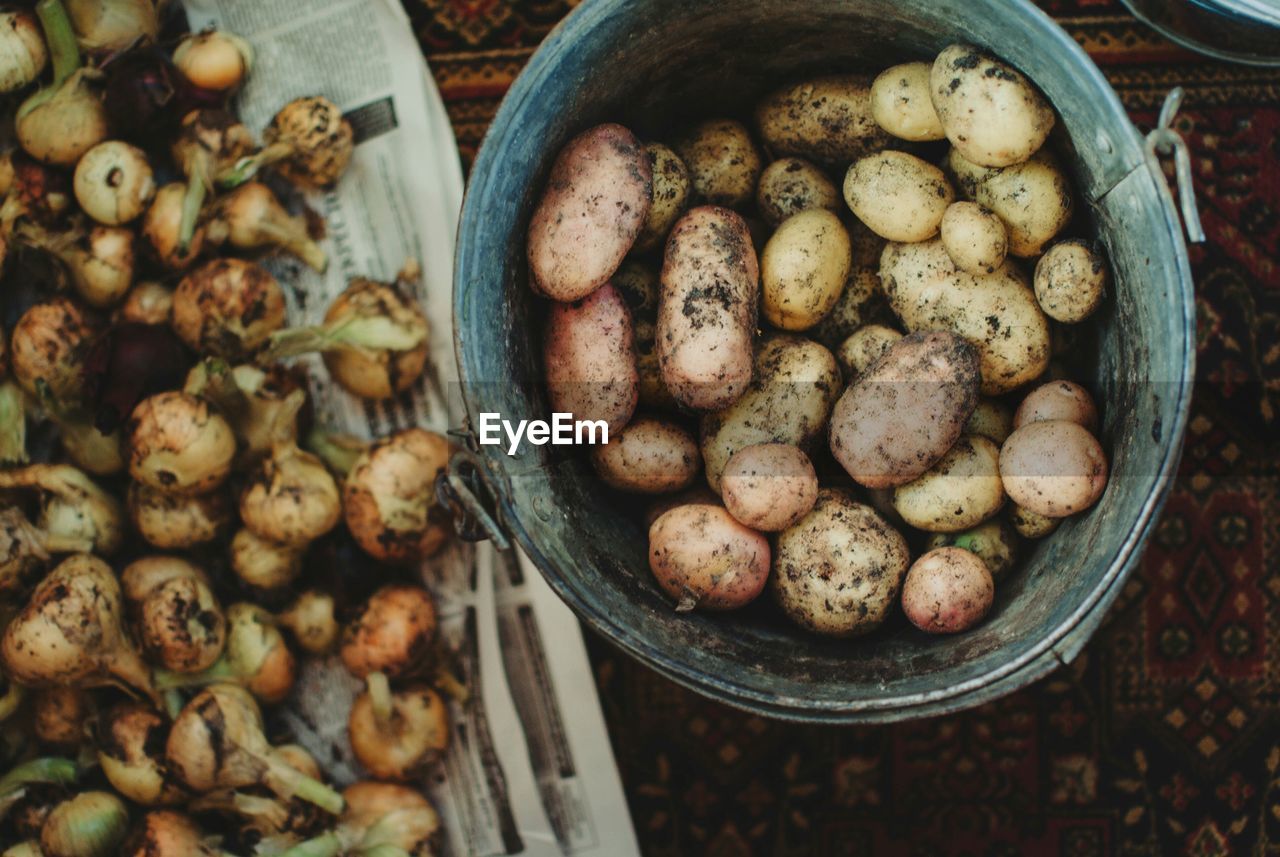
[929,44,1055,168]
[870,62,944,142]
[838,324,903,378]
[755,75,889,166]
[527,124,652,302]
[543,282,638,433]
[756,157,841,227]
[772,490,910,637]
[880,239,1050,394]
[761,209,852,331]
[634,143,690,253]
[829,330,980,489]
[700,335,841,492]
[591,416,700,494]
[892,434,1005,532]
[844,151,953,242]
[657,206,759,411]
[947,147,1072,258]
[648,504,770,611]
[675,119,762,209]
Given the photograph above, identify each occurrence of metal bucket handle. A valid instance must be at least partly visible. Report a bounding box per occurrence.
[1144,87,1205,243]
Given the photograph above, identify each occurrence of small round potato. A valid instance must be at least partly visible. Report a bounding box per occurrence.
[837,324,902,378]
[648,504,771,611]
[1034,239,1107,323]
[755,157,841,227]
[948,147,1072,258]
[927,519,1018,581]
[721,443,818,532]
[676,119,762,209]
[1000,420,1108,518]
[940,202,1007,275]
[811,266,880,348]
[1009,503,1060,538]
[844,150,954,243]
[870,62,944,142]
[591,417,700,494]
[761,209,852,331]
[772,491,910,637]
[892,434,1005,533]
[1014,380,1098,432]
[901,547,995,634]
[634,143,691,254]
[965,398,1015,444]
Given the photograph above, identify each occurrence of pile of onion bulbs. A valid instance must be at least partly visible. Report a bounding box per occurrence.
[0,3,455,855]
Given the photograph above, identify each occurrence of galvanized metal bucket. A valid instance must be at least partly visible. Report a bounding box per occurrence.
[450,0,1198,722]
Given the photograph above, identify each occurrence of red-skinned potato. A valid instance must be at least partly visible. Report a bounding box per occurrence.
[902,547,995,634]
[999,420,1108,518]
[1014,380,1098,432]
[721,443,818,532]
[590,416,700,494]
[648,504,770,611]
[543,282,638,434]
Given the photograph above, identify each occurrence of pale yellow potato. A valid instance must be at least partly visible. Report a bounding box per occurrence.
[829,330,980,489]
[901,547,994,634]
[880,238,1051,394]
[1014,380,1098,432]
[948,147,1073,257]
[892,434,1005,533]
[772,490,910,637]
[648,504,770,611]
[675,119,762,209]
[964,398,1015,444]
[755,157,841,227]
[657,206,759,411]
[721,443,817,532]
[700,335,841,492]
[542,282,638,433]
[927,518,1019,581]
[634,143,690,253]
[810,266,880,349]
[1000,420,1108,518]
[754,75,890,166]
[761,209,852,331]
[590,417,700,494]
[870,62,944,142]
[1034,239,1108,323]
[1009,503,1060,538]
[844,150,954,242]
[940,201,1007,275]
[527,124,652,301]
[929,44,1055,168]
[837,324,902,378]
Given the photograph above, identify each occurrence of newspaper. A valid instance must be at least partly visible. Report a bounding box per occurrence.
[179,2,639,854]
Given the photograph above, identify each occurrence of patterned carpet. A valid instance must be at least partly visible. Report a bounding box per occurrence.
[406,0,1280,853]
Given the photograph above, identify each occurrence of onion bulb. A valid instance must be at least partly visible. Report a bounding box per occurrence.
[121,556,226,674]
[32,686,89,748]
[121,811,222,857]
[0,10,48,93]
[340,584,438,681]
[142,183,204,271]
[127,482,230,550]
[1,842,43,857]
[222,96,353,190]
[10,297,98,403]
[39,790,129,857]
[0,758,79,818]
[206,181,326,271]
[97,703,187,806]
[166,684,344,814]
[348,682,449,781]
[185,360,308,469]
[41,405,126,477]
[262,277,429,400]
[284,781,442,857]
[155,602,295,704]
[19,221,135,308]
[0,379,27,466]
[64,0,158,54]
[173,31,252,93]
[230,527,303,591]
[277,590,338,655]
[0,464,125,555]
[72,140,154,225]
[117,281,172,326]
[128,391,235,496]
[0,553,158,703]
[343,428,452,564]
[172,258,285,360]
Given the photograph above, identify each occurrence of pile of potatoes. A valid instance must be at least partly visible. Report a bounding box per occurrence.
[527,43,1111,638]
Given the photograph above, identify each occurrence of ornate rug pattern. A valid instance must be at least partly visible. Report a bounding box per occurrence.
[405,0,1280,853]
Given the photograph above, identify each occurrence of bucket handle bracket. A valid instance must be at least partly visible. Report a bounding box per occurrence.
[1143,87,1205,244]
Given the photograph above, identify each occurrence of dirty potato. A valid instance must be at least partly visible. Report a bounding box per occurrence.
[901,547,995,633]
[947,147,1073,258]
[675,119,762,209]
[927,518,1019,581]
[844,150,954,242]
[892,434,1005,532]
[1009,503,1060,538]
[648,504,771,611]
[591,416,700,494]
[634,143,690,253]
[810,266,880,349]
[1034,239,1108,323]
[999,420,1108,518]
[755,75,889,166]
[965,398,1015,444]
[755,157,841,227]
[543,282,638,433]
[1014,380,1098,432]
[761,209,852,331]
[837,324,902,378]
[721,443,818,532]
[940,201,1007,275]
[870,62,944,142]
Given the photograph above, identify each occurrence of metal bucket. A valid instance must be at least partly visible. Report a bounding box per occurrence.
[1120,0,1280,66]
[451,0,1196,722]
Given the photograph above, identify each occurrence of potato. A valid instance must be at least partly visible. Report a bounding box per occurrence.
[870,62,944,142]
[657,206,759,411]
[761,209,852,331]
[1014,380,1098,432]
[542,282,638,433]
[929,44,1055,168]
[591,416,700,494]
[675,119,762,209]
[721,443,817,532]
[880,239,1050,394]
[648,504,770,611]
[634,143,690,253]
[772,490,910,637]
[829,330,979,489]
[947,147,1072,258]
[1034,239,1107,323]
[811,266,879,349]
[927,519,1018,581]
[527,124,652,302]
[940,202,1007,275]
[999,420,1108,518]
[1009,503,1060,538]
[700,334,841,492]
[755,75,889,166]
[901,547,994,634]
[965,398,1014,444]
[844,151,954,242]
[755,157,841,227]
[837,324,902,378]
[892,434,1005,533]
